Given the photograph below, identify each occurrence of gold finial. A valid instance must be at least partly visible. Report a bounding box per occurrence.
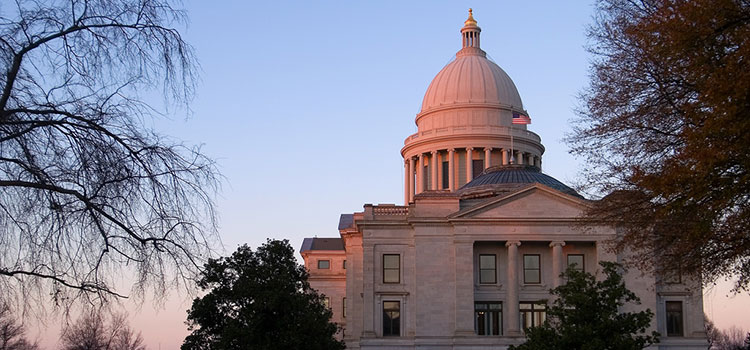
[464,8,477,26]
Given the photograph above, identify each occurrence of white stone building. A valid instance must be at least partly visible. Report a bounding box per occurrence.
[301,10,707,350]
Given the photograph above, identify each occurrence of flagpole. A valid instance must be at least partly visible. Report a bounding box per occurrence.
[510,111,530,165]
[510,128,514,164]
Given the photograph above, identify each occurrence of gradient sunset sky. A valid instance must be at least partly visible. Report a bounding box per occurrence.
[29,1,750,348]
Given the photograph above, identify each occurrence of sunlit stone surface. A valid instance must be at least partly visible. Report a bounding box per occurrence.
[301,10,707,350]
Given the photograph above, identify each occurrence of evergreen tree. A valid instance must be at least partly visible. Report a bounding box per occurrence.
[182,239,344,350]
[510,262,658,350]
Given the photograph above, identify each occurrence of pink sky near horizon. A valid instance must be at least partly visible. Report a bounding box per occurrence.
[21,1,750,348]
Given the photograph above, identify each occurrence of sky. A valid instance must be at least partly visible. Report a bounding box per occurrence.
[29,1,750,348]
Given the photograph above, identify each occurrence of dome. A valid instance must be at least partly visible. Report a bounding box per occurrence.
[420,55,523,114]
[401,10,546,205]
[419,11,523,115]
[459,165,582,198]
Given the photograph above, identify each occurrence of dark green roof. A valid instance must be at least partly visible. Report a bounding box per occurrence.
[461,165,582,198]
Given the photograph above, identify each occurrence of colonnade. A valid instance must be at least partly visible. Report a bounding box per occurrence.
[404,147,542,203]
[493,241,565,336]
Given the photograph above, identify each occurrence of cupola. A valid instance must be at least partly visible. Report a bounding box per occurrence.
[401,10,545,204]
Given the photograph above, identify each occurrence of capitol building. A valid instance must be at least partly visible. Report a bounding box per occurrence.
[300,10,707,350]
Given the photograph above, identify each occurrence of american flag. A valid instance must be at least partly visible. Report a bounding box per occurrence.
[512,112,531,124]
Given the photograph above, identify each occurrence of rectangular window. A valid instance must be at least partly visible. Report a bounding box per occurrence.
[523,254,541,284]
[343,297,347,318]
[520,302,546,330]
[343,260,347,269]
[383,254,400,284]
[383,301,401,336]
[567,254,584,272]
[666,301,684,337]
[458,152,466,185]
[318,260,330,269]
[475,302,502,335]
[472,159,484,179]
[479,254,497,284]
[442,161,449,189]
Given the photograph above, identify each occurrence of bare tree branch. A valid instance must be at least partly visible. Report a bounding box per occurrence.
[0,0,220,313]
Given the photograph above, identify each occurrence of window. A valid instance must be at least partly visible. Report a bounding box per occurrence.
[318,260,330,269]
[442,161,449,189]
[472,159,484,179]
[475,302,502,335]
[343,297,347,318]
[343,260,347,269]
[520,302,546,330]
[666,301,683,336]
[479,254,497,284]
[523,254,541,284]
[567,254,584,272]
[383,301,400,336]
[383,254,400,284]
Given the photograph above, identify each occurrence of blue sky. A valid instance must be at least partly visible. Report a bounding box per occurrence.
[31,1,750,348]
[179,1,592,252]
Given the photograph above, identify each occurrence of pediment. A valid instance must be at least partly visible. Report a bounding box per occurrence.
[452,184,589,219]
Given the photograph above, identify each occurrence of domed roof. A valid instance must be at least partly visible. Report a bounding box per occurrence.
[460,165,582,198]
[419,11,523,114]
[421,56,523,113]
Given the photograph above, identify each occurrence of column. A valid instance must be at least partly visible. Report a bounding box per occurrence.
[502,148,508,165]
[484,147,492,169]
[417,153,424,194]
[408,157,415,203]
[448,149,455,191]
[362,245,376,337]
[430,151,438,190]
[506,241,521,336]
[550,241,566,288]
[465,147,474,183]
[527,153,534,166]
[404,160,409,205]
[516,151,523,165]
[454,240,475,336]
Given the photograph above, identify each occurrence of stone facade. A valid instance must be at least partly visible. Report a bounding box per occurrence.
[301,10,707,350]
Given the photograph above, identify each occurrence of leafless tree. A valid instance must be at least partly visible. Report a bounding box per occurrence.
[707,316,720,350]
[568,0,750,291]
[714,326,750,350]
[0,0,219,312]
[0,303,40,350]
[60,311,145,350]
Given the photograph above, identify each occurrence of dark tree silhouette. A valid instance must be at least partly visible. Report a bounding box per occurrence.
[182,239,345,350]
[60,311,146,350]
[706,320,750,350]
[568,0,750,291]
[0,0,219,310]
[510,262,658,350]
[0,303,39,350]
